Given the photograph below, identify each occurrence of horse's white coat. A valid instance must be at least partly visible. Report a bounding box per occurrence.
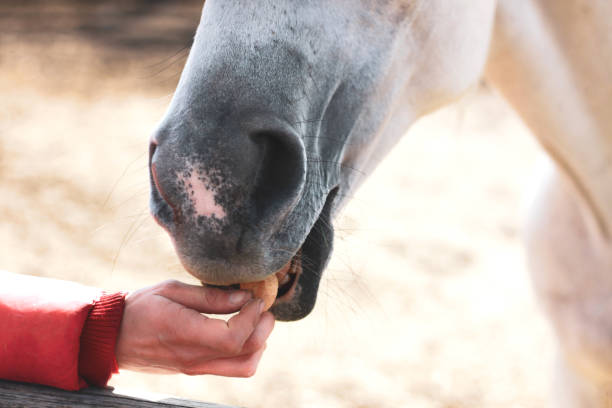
[338,1,612,405]
[339,0,499,200]
[322,0,612,405]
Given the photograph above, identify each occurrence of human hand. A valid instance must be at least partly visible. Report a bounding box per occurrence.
[115,279,275,377]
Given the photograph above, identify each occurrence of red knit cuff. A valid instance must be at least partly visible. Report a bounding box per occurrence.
[78,291,126,387]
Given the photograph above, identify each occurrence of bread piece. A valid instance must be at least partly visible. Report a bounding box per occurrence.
[240,274,278,311]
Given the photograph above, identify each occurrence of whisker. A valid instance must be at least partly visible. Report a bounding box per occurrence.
[142,44,191,71]
[92,210,151,233]
[102,151,148,209]
[307,158,367,176]
[111,212,150,273]
[106,189,150,211]
[140,45,191,79]
[302,135,360,146]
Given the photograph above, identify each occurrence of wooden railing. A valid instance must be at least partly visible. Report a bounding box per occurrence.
[0,379,239,408]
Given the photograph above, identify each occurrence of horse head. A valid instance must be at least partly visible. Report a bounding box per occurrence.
[149,0,495,320]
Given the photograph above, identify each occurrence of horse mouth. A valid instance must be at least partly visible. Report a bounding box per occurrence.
[204,251,302,308]
[202,187,338,321]
[272,252,303,303]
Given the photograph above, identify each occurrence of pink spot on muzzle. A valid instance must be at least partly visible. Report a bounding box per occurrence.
[179,169,226,220]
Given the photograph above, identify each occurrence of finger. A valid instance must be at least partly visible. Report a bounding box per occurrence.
[182,299,263,355]
[156,280,252,314]
[170,310,273,363]
[182,345,267,377]
[225,298,265,349]
[180,310,274,356]
[241,311,275,354]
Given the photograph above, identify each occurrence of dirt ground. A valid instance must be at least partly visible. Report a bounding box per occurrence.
[1,6,555,407]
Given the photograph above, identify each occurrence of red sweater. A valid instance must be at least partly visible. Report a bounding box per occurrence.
[0,271,126,390]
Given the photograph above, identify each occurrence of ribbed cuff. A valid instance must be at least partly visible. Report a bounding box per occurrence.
[78,291,127,387]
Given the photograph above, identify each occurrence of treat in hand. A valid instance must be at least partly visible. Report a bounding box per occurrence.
[240,274,278,311]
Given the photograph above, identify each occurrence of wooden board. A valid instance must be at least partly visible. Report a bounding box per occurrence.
[0,379,240,408]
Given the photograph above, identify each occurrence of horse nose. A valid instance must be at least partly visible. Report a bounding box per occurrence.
[149,117,307,253]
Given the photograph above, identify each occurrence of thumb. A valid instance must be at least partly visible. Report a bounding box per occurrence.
[156,280,253,314]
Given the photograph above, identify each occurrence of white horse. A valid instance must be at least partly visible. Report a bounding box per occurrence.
[152,1,612,405]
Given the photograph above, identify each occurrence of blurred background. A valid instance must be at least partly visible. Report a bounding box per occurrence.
[1,2,555,407]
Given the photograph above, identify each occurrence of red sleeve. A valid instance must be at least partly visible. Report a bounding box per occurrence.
[78,291,126,387]
[0,271,126,391]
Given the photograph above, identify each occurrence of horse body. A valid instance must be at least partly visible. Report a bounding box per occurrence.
[150,0,612,404]
[487,1,612,405]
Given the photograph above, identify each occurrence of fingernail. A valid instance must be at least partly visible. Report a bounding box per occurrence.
[229,291,248,305]
[257,299,264,314]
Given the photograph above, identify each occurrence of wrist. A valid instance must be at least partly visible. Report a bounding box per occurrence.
[78,291,127,387]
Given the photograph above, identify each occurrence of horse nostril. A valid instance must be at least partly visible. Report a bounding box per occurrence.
[250,129,306,223]
[148,139,164,199]
[149,138,158,166]
[148,138,176,228]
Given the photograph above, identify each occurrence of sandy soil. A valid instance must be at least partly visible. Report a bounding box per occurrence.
[1,22,554,408]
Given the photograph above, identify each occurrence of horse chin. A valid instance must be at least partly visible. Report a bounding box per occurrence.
[270,187,337,321]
